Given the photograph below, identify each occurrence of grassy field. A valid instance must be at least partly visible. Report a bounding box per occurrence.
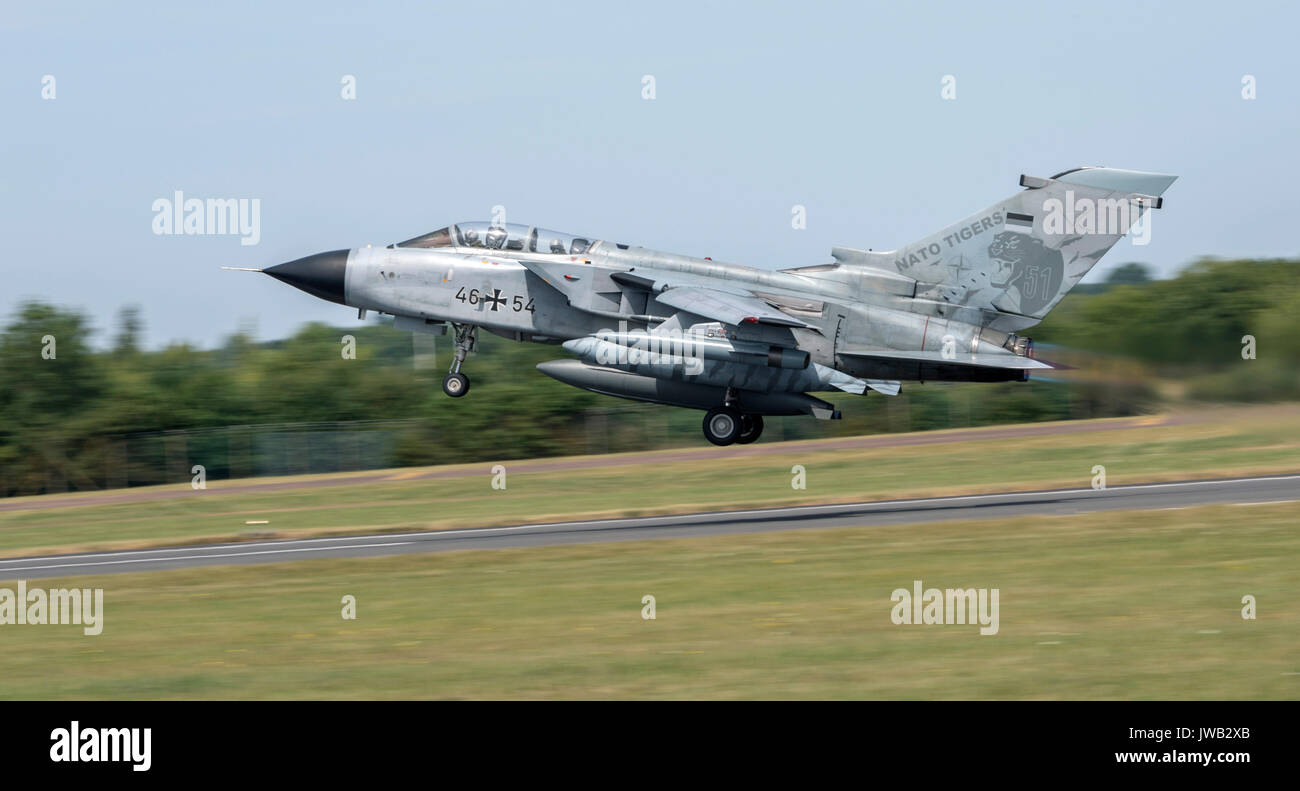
[2,405,1299,558]
[1,502,1295,699]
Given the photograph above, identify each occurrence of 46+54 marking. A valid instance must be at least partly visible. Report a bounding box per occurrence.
[455,287,534,313]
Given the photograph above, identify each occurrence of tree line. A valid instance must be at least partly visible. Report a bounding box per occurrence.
[1,257,1295,496]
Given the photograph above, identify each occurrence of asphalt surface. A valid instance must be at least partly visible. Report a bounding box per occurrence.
[1,474,1295,580]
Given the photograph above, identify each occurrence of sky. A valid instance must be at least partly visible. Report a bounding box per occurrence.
[3,0,1297,349]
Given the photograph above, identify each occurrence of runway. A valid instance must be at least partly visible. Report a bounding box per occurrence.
[0,474,1295,580]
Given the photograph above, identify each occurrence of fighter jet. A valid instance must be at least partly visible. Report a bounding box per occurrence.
[252,167,1175,445]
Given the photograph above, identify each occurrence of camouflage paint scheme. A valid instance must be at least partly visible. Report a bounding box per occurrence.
[260,167,1176,443]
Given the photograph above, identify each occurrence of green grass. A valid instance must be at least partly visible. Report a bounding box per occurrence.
[2,406,1299,558]
[2,502,1296,699]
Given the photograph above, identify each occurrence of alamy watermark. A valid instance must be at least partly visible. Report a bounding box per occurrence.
[152,190,261,246]
[1,581,104,635]
[50,721,150,772]
[593,321,706,375]
[1040,190,1153,245]
[890,579,999,636]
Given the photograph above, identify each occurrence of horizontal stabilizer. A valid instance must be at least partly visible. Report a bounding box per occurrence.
[822,366,901,396]
[829,377,901,396]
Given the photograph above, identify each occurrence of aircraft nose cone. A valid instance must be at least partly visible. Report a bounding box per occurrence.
[265,249,349,305]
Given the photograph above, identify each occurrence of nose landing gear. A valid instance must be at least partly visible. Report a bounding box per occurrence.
[442,372,470,397]
[442,324,477,398]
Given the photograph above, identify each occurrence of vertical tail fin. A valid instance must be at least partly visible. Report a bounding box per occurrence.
[838,167,1176,324]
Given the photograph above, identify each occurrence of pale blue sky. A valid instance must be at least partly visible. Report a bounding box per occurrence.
[3,1,1296,348]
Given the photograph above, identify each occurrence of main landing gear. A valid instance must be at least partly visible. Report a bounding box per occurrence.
[702,406,764,446]
[442,324,477,398]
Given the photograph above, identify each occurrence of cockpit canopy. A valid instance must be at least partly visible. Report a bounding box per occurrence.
[395,222,598,256]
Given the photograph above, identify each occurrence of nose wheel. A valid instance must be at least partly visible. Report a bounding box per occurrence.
[443,324,477,398]
[442,372,470,397]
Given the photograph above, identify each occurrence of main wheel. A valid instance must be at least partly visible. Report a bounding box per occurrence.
[735,414,764,444]
[442,372,470,398]
[702,407,743,446]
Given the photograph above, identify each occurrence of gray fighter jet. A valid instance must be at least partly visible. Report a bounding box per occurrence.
[253,167,1175,445]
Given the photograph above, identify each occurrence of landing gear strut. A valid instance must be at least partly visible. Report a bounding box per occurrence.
[442,324,477,398]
